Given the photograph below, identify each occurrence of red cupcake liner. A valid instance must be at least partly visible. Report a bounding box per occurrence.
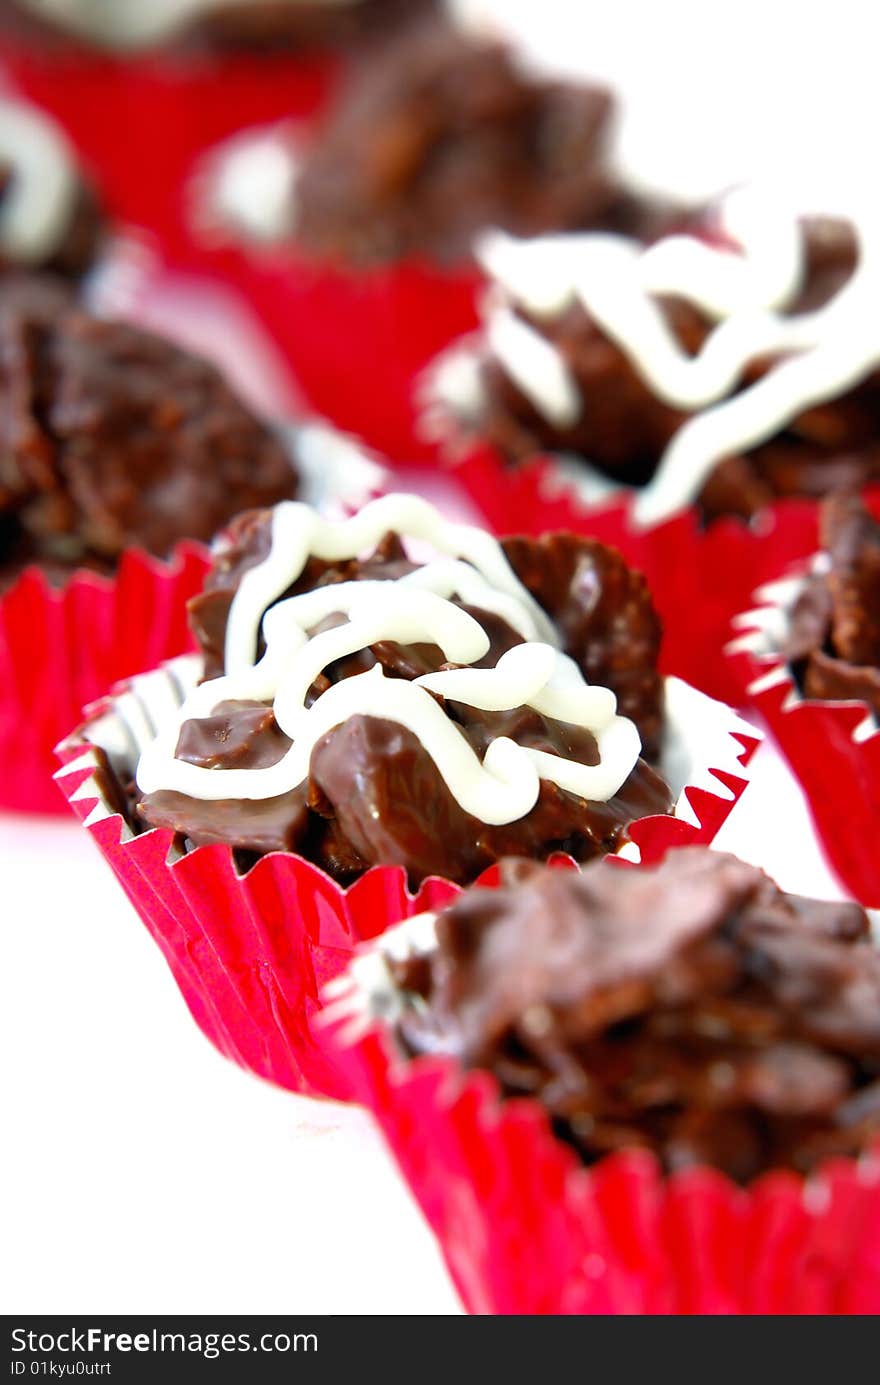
[53,661,759,1100]
[0,35,485,459]
[154,233,483,466]
[725,495,880,906]
[0,545,208,815]
[329,1005,880,1314]
[0,38,339,249]
[451,445,832,707]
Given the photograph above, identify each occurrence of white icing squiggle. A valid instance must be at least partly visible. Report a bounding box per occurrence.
[439,186,880,526]
[487,307,581,428]
[225,492,558,670]
[0,101,77,262]
[136,495,641,823]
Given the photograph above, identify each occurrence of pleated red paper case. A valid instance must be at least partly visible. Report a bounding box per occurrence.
[148,229,483,467]
[0,545,209,815]
[725,489,880,907]
[451,445,839,708]
[326,985,880,1315]
[0,36,339,249]
[54,661,759,1102]
[0,35,487,463]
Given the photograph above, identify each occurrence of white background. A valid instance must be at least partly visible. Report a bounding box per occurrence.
[1,0,873,1315]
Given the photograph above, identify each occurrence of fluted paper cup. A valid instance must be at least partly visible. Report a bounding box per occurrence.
[325,889,880,1315]
[54,660,759,1097]
[0,37,338,248]
[0,545,209,814]
[726,501,880,906]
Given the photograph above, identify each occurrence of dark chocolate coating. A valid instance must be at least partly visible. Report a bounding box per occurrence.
[784,490,880,716]
[449,214,880,519]
[295,19,622,265]
[138,518,670,884]
[0,274,298,575]
[501,532,664,759]
[391,848,879,1182]
[307,711,669,885]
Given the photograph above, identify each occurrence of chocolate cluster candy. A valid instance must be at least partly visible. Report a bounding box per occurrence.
[0,0,436,53]
[295,19,625,265]
[134,496,670,884]
[385,849,880,1183]
[0,274,298,578]
[784,491,880,716]
[428,194,880,524]
[0,99,102,279]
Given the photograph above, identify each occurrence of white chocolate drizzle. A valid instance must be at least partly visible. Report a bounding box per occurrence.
[437,186,880,526]
[224,492,557,669]
[136,494,642,823]
[0,101,78,263]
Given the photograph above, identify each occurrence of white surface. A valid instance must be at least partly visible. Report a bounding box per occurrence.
[478,0,880,208]
[0,728,849,1315]
[0,811,462,1315]
[1,0,870,1316]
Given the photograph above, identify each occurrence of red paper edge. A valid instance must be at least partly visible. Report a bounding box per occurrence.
[53,677,759,1099]
[327,1006,880,1314]
[726,563,880,906]
[0,40,338,252]
[0,542,210,815]
[139,236,485,467]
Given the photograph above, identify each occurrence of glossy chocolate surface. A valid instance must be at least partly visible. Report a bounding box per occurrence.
[138,519,670,884]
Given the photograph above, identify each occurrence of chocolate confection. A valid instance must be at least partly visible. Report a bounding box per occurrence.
[0,274,298,577]
[295,20,623,264]
[784,491,880,716]
[388,849,880,1183]
[137,504,670,885]
[431,202,880,522]
[0,0,437,53]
